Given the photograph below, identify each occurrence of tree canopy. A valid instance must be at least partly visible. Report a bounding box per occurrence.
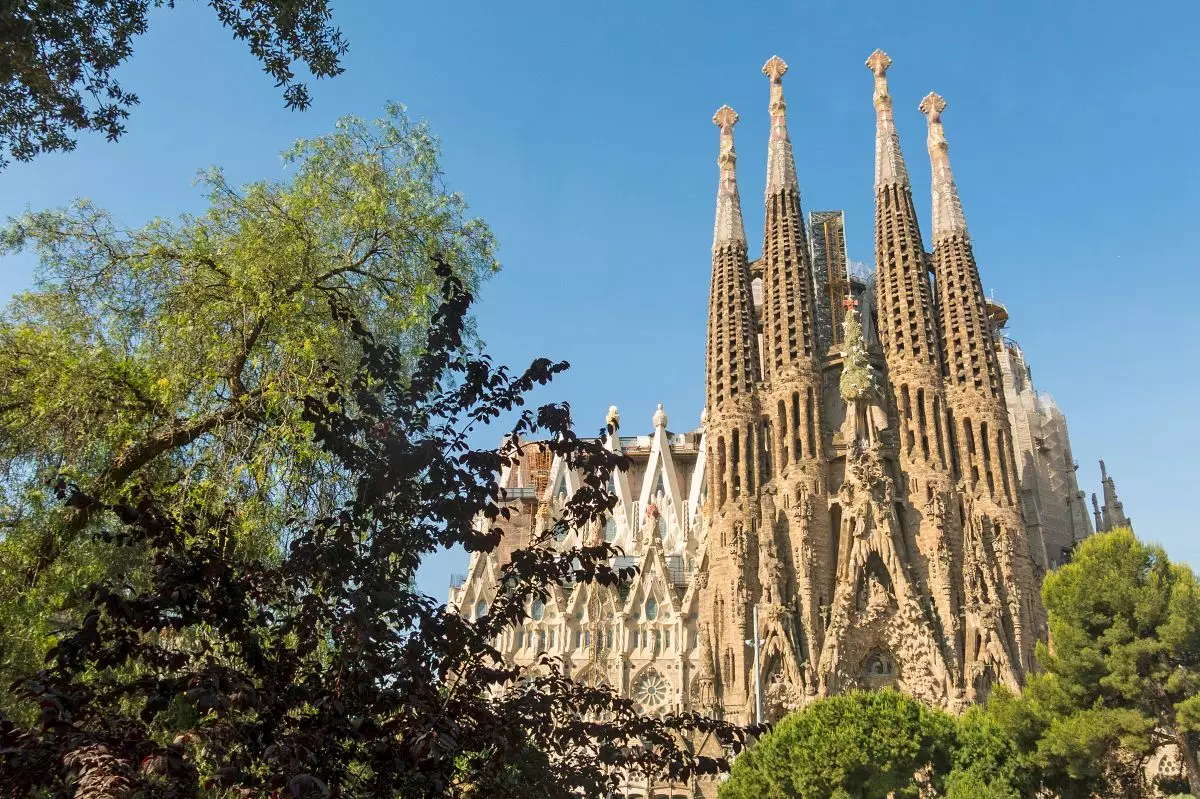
[0,105,499,714]
[719,690,956,799]
[0,0,346,167]
[0,262,745,796]
[988,528,1200,797]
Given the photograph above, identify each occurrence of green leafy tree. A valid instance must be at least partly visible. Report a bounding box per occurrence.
[719,690,955,799]
[0,263,744,796]
[0,105,498,714]
[1044,528,1200,794]
[944,705,1038,799]
[0,0,346,166]
[986,528,1200,797]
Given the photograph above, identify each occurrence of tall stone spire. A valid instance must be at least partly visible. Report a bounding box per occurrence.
[865,51,968,691]
[922,89,1045,675]
[867,49,910,189]
[759,55,820,374]
[756,55,827,684]
[864,50,945,446]
[763,55,799,195]
[712,105,746,250]
[921,92,1018,505]
[701,104,763,723]
[706,105,758,413]
[919,92,967,241]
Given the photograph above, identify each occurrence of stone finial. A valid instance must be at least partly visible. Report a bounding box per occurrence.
[762,55,799,195]
[866,49,908,188]
[866,48,892,77]
[918,91,946,123]
[652,403,668,430]
[763,54,788,81]
[919,91,967,240]
[866,49,893,109]
[606,405,621,431]
[712,105,747,248]
[713,104,739,131]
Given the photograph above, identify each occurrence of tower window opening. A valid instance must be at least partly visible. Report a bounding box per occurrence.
[806,388,817,456]
[745,423,756,494]
[761,416,773,481]
[933,395,946,467]
[981,421,995,495]
[917,388,930,461]
[731,430,741,498]
[998,429,1014,505]
[716,440,727,508]
[777,400,789,468]
[792,392,802,459]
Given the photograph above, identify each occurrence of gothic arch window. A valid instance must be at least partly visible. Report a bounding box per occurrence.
[474,599,488,620]
[604,516,618,542]
[530,598,545,621]
[633,668,670,712]
[645,597,659,621]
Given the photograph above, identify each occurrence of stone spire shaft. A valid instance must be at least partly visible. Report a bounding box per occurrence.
[759,55,821,379]
[864,51,945,422]
[706,106,758,413]
[764,55,799,195]
[920,92,968,241]
[713,105,747,249]
[705,104,760,489]
[867,49,910,188]
[702,105,762,722]
[922,92,1019,507]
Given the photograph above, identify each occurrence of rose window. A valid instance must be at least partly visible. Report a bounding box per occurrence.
[633,670,670,711]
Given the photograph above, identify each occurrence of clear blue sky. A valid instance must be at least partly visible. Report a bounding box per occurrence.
[2,0,1198,595]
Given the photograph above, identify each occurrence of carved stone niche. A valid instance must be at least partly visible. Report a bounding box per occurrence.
[861,649,896,688]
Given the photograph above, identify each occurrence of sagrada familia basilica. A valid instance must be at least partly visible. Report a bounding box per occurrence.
[450,50,1132,794]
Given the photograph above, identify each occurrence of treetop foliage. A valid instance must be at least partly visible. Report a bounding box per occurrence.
[0,105,498,713]
[0,0,347,167]
[719,690,955,799]
[999,528,1200,796]
[0,261,746,797]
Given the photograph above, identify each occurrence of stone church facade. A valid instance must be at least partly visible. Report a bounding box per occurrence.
[449,51,1131,796]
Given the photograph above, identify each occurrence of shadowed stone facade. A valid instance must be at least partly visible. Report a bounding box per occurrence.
[449,51,1124,798]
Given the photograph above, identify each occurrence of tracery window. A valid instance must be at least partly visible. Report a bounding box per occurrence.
[645,597,659,621]
[633,669,670,712]
[530,598,545,620]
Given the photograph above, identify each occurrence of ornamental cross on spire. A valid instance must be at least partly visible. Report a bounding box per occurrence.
[919,91,968,240]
